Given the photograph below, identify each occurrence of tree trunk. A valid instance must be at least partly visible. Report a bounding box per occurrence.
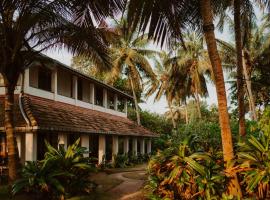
[4,84,19,183]
[199,0,242,197]
[129,77,141,125]
[234,0,246,136]
[194,93,202,119]
[168,102,177,129]
[185,104,189,124]
[243,52,257,121]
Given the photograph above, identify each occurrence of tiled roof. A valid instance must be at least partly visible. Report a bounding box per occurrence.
[0,95,157,137]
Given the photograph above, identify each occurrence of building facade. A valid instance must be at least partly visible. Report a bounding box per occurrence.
[0,56,156,164]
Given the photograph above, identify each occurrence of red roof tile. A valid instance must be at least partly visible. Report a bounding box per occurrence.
[0,95,157,137]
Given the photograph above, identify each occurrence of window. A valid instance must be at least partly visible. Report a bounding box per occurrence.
[38,67,52,92]
[95,86,104,106]
[107,91,115,109]
[77,78,83,101]
[57,69,73,98]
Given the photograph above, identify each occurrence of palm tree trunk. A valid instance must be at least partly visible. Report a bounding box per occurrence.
[129,77,141,125]
[185,104,189,124]
[4,84,19,183]
[168,102,177,129]
[243,52,257,121]
[199,0,242,197]
[194,93,202,119]
[234,0,246,136]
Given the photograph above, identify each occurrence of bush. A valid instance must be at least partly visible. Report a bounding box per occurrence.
[12,139,96,200]
[146,107,270,199]
[146,137,226,200]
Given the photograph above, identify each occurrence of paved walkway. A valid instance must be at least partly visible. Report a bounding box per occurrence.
[107,165,147,200]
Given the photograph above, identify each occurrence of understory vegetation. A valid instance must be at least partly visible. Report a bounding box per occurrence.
[145,107,270,199]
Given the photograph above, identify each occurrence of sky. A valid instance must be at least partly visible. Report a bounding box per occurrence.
[43,21,232,115]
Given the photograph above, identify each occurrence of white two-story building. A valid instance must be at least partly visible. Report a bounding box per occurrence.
[0,55,156,164]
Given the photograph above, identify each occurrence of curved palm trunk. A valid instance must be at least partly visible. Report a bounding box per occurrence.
[168,102,177,129]
[242,52,257,121]
[194,93,202,119]
[4,84,19,183]
[234,0,246,136]
[199,0,242,197]
[129,77,141,125]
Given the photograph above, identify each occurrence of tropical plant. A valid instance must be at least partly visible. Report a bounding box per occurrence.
[218,19,270,121]
[112,153,129,168]
[104,19,158,125]
[146,137,226,200]
[12,139,95,199]
[0,0,124,182]
[235,107,270,199]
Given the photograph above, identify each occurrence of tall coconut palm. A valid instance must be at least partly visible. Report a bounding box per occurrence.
[127,0,242,196]
[218,20,270,121]
[0,0,124,182]
[174,32,212,119]
[106,19,157,125]
[146,50,189,128]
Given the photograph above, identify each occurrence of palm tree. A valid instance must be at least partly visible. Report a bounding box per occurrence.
[174,32,212,119]
[146,50,189,128]
[126,0,242,196]
[218,19,270,121]
[106,19,157,125]
[0,0,124,182]
[233,0,246,136]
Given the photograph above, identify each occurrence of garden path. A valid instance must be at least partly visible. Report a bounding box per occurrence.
[106,164,147,200]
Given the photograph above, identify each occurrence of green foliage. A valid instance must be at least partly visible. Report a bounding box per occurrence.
[146,138,226,200]
[112,152,150,168]
[235,107,270,199]
[112,154,129,168]
[177,120,222,152]
[128,109,173,151]
[12,139,96,200]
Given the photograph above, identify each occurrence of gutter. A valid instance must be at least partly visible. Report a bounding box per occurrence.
[18,72,32,130]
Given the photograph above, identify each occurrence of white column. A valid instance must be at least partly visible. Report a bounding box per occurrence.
[132,138,137,155]
[53,68,58,100]
[123,136,129,154]
[98,135,106,164]
[90,83,95,104]
[24,68,29,93]
[112,135,119,162]
[147,139,152,154]
[140,138,145,154]
[58,133,67,150]
[25,132,37,161]
[16,134,22,158]
[114,94,118,111]
[103,89,107,108]
[81,134,89,157]
[73,76,78,104]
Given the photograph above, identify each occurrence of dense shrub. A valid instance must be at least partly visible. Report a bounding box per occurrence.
[147,137,226,200]
[12,139,96,200]
[112,152,150,168]
[146,107,270,199]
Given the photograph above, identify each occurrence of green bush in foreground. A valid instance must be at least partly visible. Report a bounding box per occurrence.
[12,139,96,200]
[146,107,270,199]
